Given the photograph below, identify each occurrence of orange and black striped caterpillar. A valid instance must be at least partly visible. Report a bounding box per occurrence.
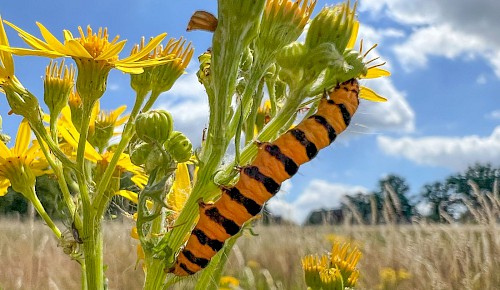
[170,79,360,276]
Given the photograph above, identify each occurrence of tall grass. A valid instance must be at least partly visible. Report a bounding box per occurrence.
[0,181,498,289]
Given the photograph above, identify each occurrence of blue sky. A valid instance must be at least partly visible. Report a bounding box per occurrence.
[1,0,499,223]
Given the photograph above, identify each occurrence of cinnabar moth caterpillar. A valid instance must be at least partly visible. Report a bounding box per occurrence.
[169,79,360,276]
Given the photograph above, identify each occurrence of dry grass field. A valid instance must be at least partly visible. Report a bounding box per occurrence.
[0,218,498,290]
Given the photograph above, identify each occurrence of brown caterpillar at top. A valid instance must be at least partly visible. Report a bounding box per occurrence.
[169,79,360,276]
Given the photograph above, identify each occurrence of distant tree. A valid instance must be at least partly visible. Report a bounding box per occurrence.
[420,181,452,222]
[420,163,499,222]
[446,163,499,197]
[305,208,345,225]
[375,175,414,223]
[0,188,28,217]
[341,192,373,224]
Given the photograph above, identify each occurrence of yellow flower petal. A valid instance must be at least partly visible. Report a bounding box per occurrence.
[4,20,54,52]
[346,20,359,50]
[58,125,102,162]
[95,40,127,61]
[0,16,14,76]
[13,119,31,156]
[166,162,191,212]
[119,33,167,63]
[36,22,68,54]
[65,39,93,58]
[116,189,139,204]
[360,85,387,102]
[0,178,11,196]
[131,174,147,189]
[0,138,12,158]
[364,67,391,79]
[0,45,64,58]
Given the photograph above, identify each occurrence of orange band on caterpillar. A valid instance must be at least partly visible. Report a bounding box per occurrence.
[169,79,360,276]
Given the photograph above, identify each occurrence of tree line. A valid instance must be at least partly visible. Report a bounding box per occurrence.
[305,163,499,225]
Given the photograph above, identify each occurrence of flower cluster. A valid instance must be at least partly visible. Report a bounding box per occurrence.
[302,242,361,289]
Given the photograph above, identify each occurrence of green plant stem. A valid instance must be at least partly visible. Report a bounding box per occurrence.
[81,262,88,290]
[222,84,309,176]
[29,120,77,171]
[227,57,271,140]
[82,207,104,290]
[244,79,265,144]
[76,101,95,208]
[143,258,167,290]
[24,186,62,239]
[143,216,168,290]
[142,90,159,112]
[32,128,80,230]
[93,91,146,218]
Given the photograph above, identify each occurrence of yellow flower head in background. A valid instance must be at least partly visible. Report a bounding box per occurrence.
[219,275,240,290]
[0,119,49,196]
[302,242,361,289]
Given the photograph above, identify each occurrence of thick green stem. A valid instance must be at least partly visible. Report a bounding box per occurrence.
[82,209,104,290]
[80,262,88,290]
[143,249,167,290]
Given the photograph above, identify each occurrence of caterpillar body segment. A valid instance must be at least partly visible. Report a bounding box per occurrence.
[169,79,360,276]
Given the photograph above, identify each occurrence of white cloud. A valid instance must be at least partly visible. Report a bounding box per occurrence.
[377,126,500,170]
[393,24,486,71]
[351,77,415,135]
[485,110,500,120]
[360,0,500,77]
[267,179,368,224]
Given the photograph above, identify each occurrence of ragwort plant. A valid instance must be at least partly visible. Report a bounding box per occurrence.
[0,0,389,289]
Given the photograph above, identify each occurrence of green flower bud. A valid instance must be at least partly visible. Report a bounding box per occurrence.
[305,2,357,52]
[130,142,153,166]
[276,42,307,70]
[164,131,192,163]
[135,110,174,144]
[43,60,75,119]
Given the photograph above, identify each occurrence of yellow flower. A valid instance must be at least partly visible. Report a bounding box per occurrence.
[0,119,49,196]
[330,242,361,287]
[302,254,329,289]
[1,21,168,74]
[0,21,176,103]
[219,276,240,290]
[302,242,361,289]
[319,268,344,290]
